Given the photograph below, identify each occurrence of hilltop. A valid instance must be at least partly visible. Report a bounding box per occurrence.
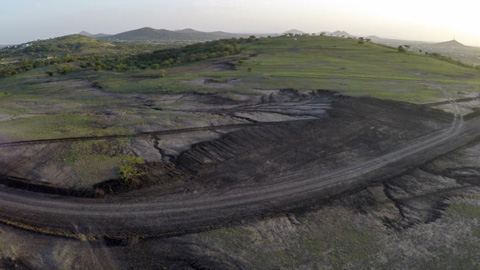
[78,31,111,39]
[284,29,305,35]
[99,27,247,42]
[432,39,465,48]
[331,30,356,38]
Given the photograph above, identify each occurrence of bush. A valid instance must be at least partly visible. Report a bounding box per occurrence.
[115,63,130,72]
[151,63,160,70]
[118,156,146,184]
[159,69,166,77]
[397,46,407,53]
[56,65,73,75]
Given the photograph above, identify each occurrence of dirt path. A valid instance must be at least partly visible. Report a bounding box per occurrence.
[0,123,261,148]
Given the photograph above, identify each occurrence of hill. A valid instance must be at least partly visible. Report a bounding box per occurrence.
[100,27,247,42]
[331,31,356,38]
[78,31,93,37]
[0,34,168,77]
[284,29,305,35]
[0,35,116,59]
[432,39,465,48]
[78,31,111,39]
[368,35,480,66]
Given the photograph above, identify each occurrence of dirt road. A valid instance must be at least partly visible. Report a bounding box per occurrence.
[1,100,479,238]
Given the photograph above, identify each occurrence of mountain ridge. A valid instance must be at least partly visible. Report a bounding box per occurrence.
[331,31,356,38]
[98,27,248,42]
[284,29,305,35]
[433,39,465,48]
[78,31,111,39]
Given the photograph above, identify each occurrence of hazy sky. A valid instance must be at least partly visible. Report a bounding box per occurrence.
[1,0,480,46]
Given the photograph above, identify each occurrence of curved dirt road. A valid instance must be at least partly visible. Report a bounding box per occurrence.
[1,105,480,238]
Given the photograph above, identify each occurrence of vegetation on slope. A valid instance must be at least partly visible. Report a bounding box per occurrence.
[100,27,245,42]
[0,35,170,77]
[128,37,255,68]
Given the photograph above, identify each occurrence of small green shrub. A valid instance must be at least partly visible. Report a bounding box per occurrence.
[56,65,73,75]
[159,69,166,77]
[118,156,146,184]
[115,63,130,72]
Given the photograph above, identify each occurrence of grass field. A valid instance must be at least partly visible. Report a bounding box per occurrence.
[82,35,480,103]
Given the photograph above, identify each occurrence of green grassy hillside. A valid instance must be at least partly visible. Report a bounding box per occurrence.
[3,34,480,104]
[90,35,480,103]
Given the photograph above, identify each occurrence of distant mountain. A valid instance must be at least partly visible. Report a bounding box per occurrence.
[432,40,465,48]
[331,31,356,38]
[365,35,480,66]
[284,29,305,35]
[316,31,332,36]
[366,35,380,40]
[99,27,247,42]
[78,31,92,37]
[78,31,111,39]
[175,28,202,34]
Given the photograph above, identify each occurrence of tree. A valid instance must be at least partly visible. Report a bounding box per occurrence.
[397,45,407,53]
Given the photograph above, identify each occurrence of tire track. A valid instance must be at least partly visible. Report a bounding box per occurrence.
[0,122,279,148]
